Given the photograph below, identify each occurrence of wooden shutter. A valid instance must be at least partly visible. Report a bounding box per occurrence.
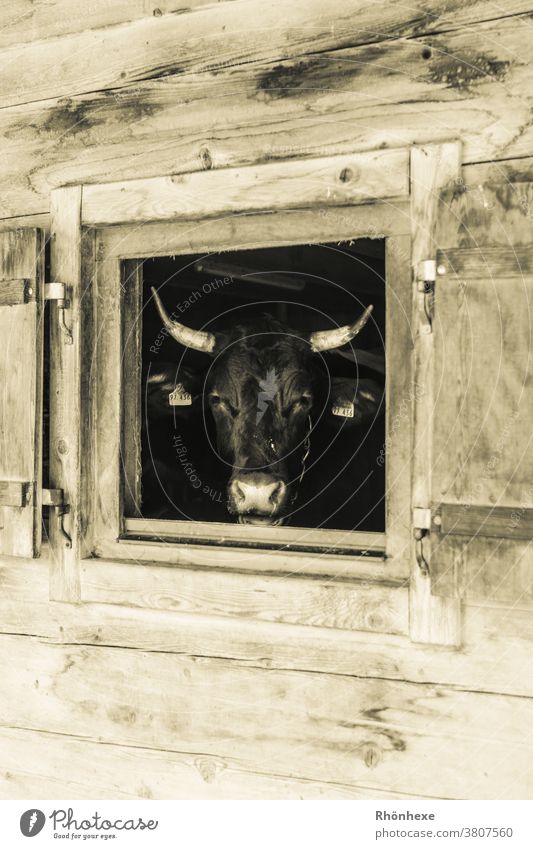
[0,229,44,557]
[429,182,533,604]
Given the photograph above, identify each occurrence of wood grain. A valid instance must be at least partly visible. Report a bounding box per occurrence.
[2,1,531,106]
[432,182,533,604]
[384,235,413,581]
[0,214,50,235]
[0,228,44,558]
[0,1,213,49]
[436,503,533,541]
[3,0,531,53]
[0,632,531,798]
[49,188,83,600]
[121,260,143,518]
[409,143,462,645]
[0,726,427,801]
[1,14,533,217]
[82,149,409,225]
[99,202,412,260]
[124,518,386,557]
[82,558,409,635]
[0,278,29,306]
[437,247,533,278]
[1,558,532,697]
[438,182,533,249]
[0,481,27,508]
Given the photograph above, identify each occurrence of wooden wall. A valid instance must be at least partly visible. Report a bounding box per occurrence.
[1,557,533,799]
[0,0,533,799]
[1,0,533,221]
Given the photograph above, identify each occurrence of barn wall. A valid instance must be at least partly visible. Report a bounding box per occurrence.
[0,555,532,798]
[1,0,533,799]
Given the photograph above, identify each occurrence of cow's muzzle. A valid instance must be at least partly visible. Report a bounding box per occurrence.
[229,473,288,525]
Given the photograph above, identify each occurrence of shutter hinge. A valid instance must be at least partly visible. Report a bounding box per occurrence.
[42,488,72,548]
[413,506,431,576]
[44,281,73,345]
[416,260,437,335]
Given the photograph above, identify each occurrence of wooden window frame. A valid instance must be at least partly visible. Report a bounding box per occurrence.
[47,144,462,646]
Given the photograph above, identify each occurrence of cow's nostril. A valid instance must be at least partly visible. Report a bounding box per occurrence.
[230,477,287,515]
[231,480,246,503]
[269,481,283,505]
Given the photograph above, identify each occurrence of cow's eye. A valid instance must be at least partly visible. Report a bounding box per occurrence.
[285,394,312,416]
[209,394,238,418]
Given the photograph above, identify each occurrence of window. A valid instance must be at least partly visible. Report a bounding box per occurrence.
[33,144,468,646]
[125,240,386,547]
[92,203,412,581]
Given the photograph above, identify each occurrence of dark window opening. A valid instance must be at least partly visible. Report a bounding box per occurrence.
[129,239,386,533]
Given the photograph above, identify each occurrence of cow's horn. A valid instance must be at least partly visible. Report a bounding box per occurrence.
[309,305,374,353]
[151,287,216,354]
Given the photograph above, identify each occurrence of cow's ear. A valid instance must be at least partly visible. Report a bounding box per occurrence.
[145,363,201,418]
[329,377,384,425]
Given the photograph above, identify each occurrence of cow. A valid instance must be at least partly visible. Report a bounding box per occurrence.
[147,287,384,527]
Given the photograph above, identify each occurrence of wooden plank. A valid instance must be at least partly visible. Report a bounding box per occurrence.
[2,0,530,53]
[82,149,409,226]
[49,189,83,601]
[0,725,441,801]
[100,203,412,259]
[437,246,533,277]
[432,535,533,603]
[438,181,533,248]
[409,143,462,646]
[0,482,28,508]
[124,518,386,556]
[1,15,533,217]
[436,503,533,541]
[0,214,50,235]
[0,278,30,306]
[0,633,531,799]
[97,537,403,583]
[122,260,143,519]
[0,229,44,558]
[384,235,413,581]
[433,194,532,505]
[1,558,532,697]
[431,184,533,603]
[82,558,409,635]
[93,239,122,547]
[463,156,533,186]
[0,1,213,49]
[2,1,531,105]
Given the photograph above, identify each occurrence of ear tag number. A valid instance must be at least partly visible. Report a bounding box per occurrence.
[169,383,192,406]
[332,403,354,418]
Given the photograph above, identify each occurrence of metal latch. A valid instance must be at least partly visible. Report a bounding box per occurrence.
[413,506,431,576]
[44,282,73,345]
[416,260,436,335]
[42,488,72,548]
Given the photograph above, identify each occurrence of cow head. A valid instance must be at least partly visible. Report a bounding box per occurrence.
[151,288,381,525]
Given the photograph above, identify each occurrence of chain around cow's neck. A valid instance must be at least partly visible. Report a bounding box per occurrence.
[290,415,312,504]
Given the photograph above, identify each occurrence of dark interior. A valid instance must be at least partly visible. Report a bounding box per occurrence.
[134,239,386,532]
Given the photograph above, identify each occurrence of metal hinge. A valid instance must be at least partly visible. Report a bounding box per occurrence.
[416,259,436,335]
[44,281,73,345]
[42,488,72,548]
[413,506,431,576]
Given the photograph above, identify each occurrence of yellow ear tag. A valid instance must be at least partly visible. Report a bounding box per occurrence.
[332,403,354,418]
[169,383,192,406]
